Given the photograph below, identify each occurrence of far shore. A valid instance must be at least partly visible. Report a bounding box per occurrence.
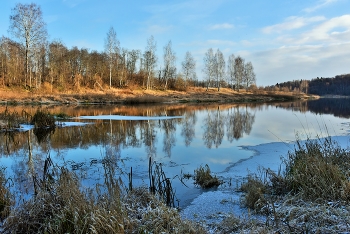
[0,87,317,105]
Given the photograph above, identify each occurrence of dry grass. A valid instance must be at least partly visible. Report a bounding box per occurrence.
[0,168,12,221]
[240,175,266,210]
[2,155,205,233]
[284,137,350,201]
[194,164,222,188]
[0,85,312,105]
[234,136,350,233]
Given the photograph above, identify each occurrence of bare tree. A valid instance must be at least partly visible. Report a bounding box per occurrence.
[214,49,225,91]
[181,51,196,88]
[203,48,215,91]
[9,3,47,87]
[234,56,245,91]
[126,49,140,84]
[243,61,256,90]
[143,35,157,90]
[104,27,120,89]
[227,54,235,89]
[162,40,176,90]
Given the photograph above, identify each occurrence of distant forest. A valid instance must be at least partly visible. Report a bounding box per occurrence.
[272,73,350,96]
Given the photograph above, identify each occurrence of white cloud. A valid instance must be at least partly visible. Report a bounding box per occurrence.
[303,0,339,13]
[262,16,326,34]
[299,15,350,43]
[251,42,350,86]
[209,23,234,30]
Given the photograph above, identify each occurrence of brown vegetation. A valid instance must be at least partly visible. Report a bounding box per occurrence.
[2,156,206,233]
[0,86,314,105]
[194,164,222,188]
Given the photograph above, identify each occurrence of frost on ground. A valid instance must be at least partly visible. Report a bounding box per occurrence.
[181,135,350,232]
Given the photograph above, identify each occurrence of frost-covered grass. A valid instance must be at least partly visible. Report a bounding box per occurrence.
[234,136,350,233]
[194,164,222,189]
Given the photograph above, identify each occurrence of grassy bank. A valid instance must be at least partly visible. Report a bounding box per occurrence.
[0,86,314,105]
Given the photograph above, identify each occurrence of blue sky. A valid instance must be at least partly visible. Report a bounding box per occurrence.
[1,0,350,86]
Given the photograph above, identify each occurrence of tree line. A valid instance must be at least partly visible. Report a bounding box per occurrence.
[0,3,256,92]
[271,73,350,96]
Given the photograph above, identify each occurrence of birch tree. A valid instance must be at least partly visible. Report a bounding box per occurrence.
[9,3,47,88]
[214,49,225,91]
[162,40,176,90]
[104,26,120,88]
[234,56,245,91]
[143,35,157,90]
[243,61,256,90]
[227,54,235,89]
[203,48,215,91]
[181,51,196,88]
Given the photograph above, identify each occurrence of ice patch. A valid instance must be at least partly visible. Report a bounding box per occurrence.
[181,191,242,223]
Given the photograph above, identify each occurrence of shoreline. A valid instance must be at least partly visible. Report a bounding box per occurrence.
[0,87,315,105]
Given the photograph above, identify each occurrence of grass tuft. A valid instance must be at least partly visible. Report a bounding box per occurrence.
[194,164,222,188]
[240,175,266,210]
[30,109,56,128]
[284,137,350,201]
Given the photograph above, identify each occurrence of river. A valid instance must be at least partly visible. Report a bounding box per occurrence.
[0,98,349,210]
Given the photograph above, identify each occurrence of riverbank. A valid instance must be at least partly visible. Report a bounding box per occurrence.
[0,86,316,105]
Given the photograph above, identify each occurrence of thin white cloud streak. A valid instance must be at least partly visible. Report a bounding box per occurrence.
[303,0,339,13]
[299,15,350,43]
[262,16,326,34]
[271,15,350,45]
[209,23,234,30]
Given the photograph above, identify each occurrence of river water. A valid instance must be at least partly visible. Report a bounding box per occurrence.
[0,98,349,208]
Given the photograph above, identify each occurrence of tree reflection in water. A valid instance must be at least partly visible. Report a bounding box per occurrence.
[226,105,255,143]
